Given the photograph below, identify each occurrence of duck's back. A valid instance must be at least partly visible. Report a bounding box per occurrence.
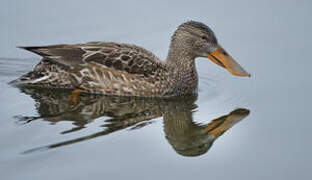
[11,42,172,97]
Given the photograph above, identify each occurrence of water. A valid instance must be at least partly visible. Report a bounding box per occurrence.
[1,0,312,179]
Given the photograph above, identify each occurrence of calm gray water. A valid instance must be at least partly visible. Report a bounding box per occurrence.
[1,0,312,179]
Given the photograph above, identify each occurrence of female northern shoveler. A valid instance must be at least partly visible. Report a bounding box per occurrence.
[11,21,250,97]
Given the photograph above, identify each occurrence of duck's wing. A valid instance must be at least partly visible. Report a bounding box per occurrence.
[19,41,166,77]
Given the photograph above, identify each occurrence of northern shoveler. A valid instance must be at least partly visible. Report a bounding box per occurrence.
[11,21,250,97]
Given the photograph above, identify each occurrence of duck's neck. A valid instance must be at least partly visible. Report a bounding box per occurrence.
[165,40,198,94]
[166,39,196,70]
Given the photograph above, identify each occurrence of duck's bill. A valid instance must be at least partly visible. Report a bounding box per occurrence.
[207,45,251,77]
[205,108,250,137]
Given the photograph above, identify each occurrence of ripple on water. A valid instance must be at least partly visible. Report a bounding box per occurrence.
[0,58,37,78]
[197,75,247,121]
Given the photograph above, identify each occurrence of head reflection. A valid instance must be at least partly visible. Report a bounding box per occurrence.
[16,87,249,156]
[164,108,249,156]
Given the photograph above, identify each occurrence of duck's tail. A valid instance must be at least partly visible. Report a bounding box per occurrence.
[9,59,70,88]
[9,62,49,86]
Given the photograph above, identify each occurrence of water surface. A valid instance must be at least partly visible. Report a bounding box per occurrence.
[1,0,312,180]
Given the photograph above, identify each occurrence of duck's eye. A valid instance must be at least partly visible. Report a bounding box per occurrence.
[201,36,209,41]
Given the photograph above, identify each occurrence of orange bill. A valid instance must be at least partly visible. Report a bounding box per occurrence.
[207,45,251,77]
[205,108,250,137]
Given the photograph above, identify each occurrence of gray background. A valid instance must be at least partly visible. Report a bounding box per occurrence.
[1,0,311,180]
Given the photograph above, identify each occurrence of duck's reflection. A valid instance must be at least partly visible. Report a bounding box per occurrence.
[16,87,249,156]
[164,108,249,156]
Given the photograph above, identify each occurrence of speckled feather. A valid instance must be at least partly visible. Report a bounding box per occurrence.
[11,21,219,97]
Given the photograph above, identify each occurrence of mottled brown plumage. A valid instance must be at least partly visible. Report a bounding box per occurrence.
[11,21,249,97]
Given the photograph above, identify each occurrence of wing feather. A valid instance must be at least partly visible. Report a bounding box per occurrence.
[19,42,166,77]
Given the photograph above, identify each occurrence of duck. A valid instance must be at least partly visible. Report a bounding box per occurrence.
[10,21,250,97]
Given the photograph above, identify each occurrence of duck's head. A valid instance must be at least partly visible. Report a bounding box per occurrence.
[170,21,250,77]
